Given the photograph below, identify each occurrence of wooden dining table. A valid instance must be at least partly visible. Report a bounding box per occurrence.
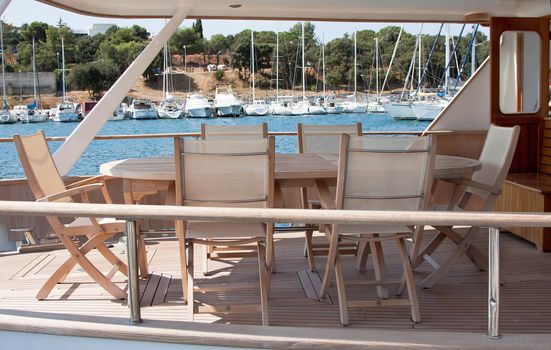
[100,153,481,280]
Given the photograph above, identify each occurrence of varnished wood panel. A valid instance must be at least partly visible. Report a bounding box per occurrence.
[494,179,551,251]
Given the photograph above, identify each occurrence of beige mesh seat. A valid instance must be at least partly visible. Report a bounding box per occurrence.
[13,131,128,300]
[297,123,362,271]
[317,134,435,326]
[174,136,274,325]
[201,123,268,140]
[412,124,520,288]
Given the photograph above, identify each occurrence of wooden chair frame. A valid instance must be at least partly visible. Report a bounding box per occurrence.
[201,123,268,140]
[174,136,275,325]
[411,125,521,288]
[297,123,362,271]
[317,134,435,325]
[14,131,129,300]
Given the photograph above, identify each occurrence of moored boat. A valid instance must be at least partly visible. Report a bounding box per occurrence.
[128,99,158,119]
[214,86,242,117]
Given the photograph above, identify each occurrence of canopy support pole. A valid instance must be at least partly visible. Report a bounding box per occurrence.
[0,0,12,16]
[53,6,191,175]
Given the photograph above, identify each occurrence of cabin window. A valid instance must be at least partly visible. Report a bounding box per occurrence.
[499,31,541,114]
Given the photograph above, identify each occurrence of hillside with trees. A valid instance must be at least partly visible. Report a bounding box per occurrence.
[1,19,489,99]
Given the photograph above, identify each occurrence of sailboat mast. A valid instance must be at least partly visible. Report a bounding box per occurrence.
[418,26,422,100]
[353,31,357,101]
[0,21,6,110]
[251,29,255,101]
[61,37,66,103]
[301,22,305,100]
[322,38,325,100]
[374,37,379,99]
[276,31,279,101]
[445,24,450,95]
[471,29,476,76]
[162,44,167,99]
[32,37,37,104]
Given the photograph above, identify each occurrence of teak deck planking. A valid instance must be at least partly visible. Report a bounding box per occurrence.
[0,230,550,334]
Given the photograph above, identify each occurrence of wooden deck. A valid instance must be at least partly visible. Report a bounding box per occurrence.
[0,229,550,347]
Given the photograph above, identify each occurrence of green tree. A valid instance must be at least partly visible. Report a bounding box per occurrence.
[67,59,119,98]
[192,19,203,38]
[20,22,49,43]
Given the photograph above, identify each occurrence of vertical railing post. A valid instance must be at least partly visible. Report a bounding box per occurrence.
[126,220,142,324]
[488,226,500,339]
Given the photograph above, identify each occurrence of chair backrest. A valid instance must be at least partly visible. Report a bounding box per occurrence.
[13,131,70,202]
[201,123,268,140]
[336,135,435,212]
[298,123,362,154]
[472,124,520,192]
[174,137,274,209]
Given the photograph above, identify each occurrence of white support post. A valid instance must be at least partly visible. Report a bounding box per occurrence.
[53,6,191,176]
[0,0,12,16]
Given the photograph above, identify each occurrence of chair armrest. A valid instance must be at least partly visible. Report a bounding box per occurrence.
[441,178,501,195]
[314,180,336,210]
[36,183,105,202]
[65,175,112,189]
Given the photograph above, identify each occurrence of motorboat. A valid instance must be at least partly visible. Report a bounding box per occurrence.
[383,101,416,120]
[128,99,158,119]
[290,100,311,115]
[269,100,292,115]
[110,104,126,121]
[184,94,214,118]
[340,100,367,113]
[52,103,80,122]
[0,109,16,124]
[367,101,387,113]
[214,86,242,117]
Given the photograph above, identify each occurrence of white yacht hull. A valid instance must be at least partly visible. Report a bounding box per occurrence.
[244,105,269,116]
[290,102,310,115]
[383,102,416,120]
[215,105,241,117]
[307,105,327,115]
[341,103,367,113]
[52,112,80,122]
[367,102,387,113]
[412,103,445,121]
[325,106,344,114]
[185,107,214,118]
[158,108,184,119]
[0,111,16,124]
[130,109,158,119]
[20,112,48,123]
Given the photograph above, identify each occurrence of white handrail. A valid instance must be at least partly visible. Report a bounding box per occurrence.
[0,200,549,227]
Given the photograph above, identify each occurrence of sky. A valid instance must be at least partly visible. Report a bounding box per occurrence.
[3,0,488,41]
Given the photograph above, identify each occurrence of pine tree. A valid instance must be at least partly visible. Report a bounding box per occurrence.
[192,19,203,39]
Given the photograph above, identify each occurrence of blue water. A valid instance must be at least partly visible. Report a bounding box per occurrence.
[0,114,429,179]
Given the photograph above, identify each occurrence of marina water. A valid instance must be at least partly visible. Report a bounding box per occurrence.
[0,113,429,179]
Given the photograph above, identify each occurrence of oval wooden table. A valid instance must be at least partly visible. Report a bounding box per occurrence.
[100,154,481,183]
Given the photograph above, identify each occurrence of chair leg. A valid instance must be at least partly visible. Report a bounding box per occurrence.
[137,231,149,278]
[434,226,487,271]
[186,241,195,322]
[370,235,388,299]
[257,241,269,326]
[355,236,370,272]
[420,227,480,288]
[412,232,446,269]
[266,225,276,274]
[397,237,420,323]
[305,228,316,271]
[334,253,349,326]
[202,244,209,276]
[176,229,188,302]
[319,225,339,299]
[37,232,126,300]
[95,241,128,276]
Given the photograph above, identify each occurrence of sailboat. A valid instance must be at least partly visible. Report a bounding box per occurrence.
[269,31,292,115]
[290,22,326,115]
[0,21,16,124]
[17,38,47,123]
[52,37,79,122]
[320,39,343,114]
[340,32,366,113]
[157,43,184,119]
[244,29,269,116]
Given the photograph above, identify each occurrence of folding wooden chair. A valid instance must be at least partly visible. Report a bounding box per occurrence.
[174,136,274,325]
[201,123,268,140]
[317,134,435,325]
[412,124,520,288]
[14,131,129,300]
[297,123,362,271]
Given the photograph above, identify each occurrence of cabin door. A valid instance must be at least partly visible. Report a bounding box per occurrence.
[490,17,549,173]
